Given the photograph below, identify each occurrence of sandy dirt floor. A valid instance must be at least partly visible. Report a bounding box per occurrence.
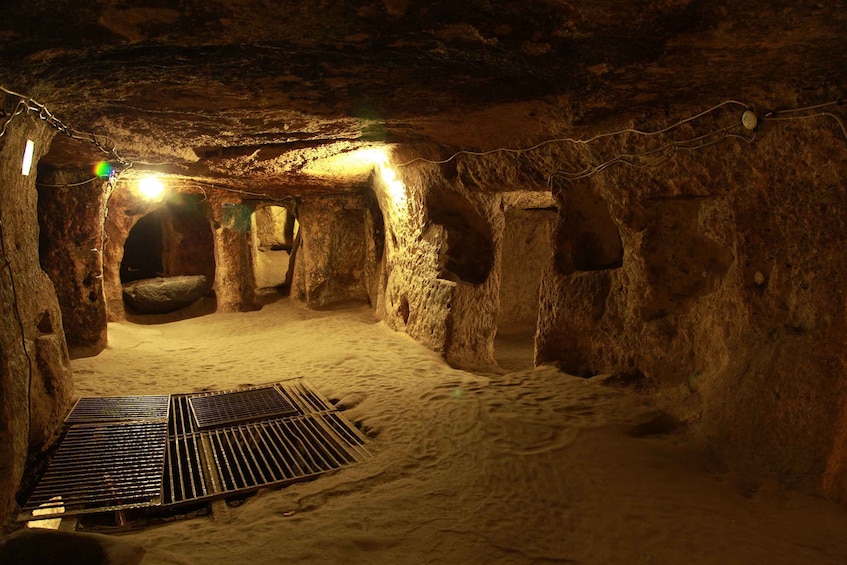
[66,299,847,564]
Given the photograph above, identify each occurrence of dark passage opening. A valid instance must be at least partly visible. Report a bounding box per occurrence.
[554,182,623,275]
[121,212,164,283]
[120,196,216,285]
[119,195,217,318]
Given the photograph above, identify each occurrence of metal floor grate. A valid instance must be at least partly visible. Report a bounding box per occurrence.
[189,386,298,429]
[65,395,170,424]
[20,422,168,520]
[163,379,369,507]
[279,379,335,414]
[23,379,369,520]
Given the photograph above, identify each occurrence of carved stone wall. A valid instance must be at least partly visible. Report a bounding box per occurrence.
[292,194,371,309]
[37,174,110,358]
[0,116,72,522]
[536,121,847,499]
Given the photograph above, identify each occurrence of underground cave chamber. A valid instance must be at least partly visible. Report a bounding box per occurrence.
[3,88,847,545]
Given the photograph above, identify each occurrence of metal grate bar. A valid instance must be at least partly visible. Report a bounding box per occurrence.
[65,395,170,424]
[264,419,307,477]
[21,422,168,519]
[301,417,355,467]
[189,386,299,429]
[169,395,196,437]
[276,379,335,414]
[163,435,210,505]
[321,412,369,451]
[289,417,335,471]
[182,412,368,502]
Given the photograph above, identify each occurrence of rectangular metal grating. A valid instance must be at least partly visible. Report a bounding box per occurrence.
[162,379,369,507]
[208,414,367,492]
[23,379,369,520]
[20,421,168,519]
[65,395,170,424]
[189,386,298,429]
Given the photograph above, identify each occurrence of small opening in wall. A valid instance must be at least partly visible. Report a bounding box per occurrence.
[251,205,299,295]
[398,295,410,325]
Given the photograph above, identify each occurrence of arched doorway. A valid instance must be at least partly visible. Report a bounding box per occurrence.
[120,194,216,317]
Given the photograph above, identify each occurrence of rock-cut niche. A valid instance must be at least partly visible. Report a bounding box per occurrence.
[120,195,215,316]
[554,183,622,275]
[427,188,494,285]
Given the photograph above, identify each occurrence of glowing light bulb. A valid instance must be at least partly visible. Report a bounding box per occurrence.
[137,176,165,200]
[21,139,34,176]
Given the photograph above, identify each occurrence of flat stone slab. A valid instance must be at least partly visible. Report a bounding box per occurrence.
[122,275,209,314]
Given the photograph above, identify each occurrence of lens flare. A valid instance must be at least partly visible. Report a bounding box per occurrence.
[93,161,113,178]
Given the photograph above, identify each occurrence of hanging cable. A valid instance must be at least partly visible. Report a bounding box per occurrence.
[3,83,842,190]
[763,99,844,115]
[394,100,751,168]
[390,98,842,185]
[0,85,130,166]
[547,123,757,184]
[762,112,847,142]
[36,176,104,188]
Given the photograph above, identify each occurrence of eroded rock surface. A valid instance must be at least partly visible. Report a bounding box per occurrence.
[0,118,72,522]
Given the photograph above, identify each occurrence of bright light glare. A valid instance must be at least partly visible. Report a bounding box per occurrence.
[302,147,392,177]
[137,176,165,200]
[380,164,406,206]
[21,139,34,176]
[300,145,406,205]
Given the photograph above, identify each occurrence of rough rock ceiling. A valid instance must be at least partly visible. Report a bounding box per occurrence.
[1,0,845,194]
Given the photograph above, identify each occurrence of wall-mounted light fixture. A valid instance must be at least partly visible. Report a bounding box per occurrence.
[21,139,34,176]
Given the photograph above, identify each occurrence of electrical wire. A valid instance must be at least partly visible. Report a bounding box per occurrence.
[153,178,297,206]
[764,99,844,115]
[3,82,843,190]
[36,176,104,188]
[391,98,843,185]
[393,99,751,168]
[546,124,757,184]
[762,112,847,142]
[0,85,130,166]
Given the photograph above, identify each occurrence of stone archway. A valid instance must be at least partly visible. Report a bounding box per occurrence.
[117,194,216,318]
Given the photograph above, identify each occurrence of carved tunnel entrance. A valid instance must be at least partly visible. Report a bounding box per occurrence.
[120,195,216,317]
[495,207,557,371]
[251,204,299,299]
